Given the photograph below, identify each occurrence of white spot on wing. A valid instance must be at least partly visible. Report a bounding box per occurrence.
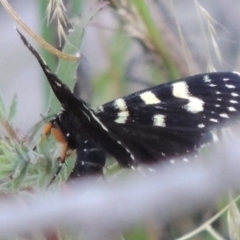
[139,91,161,104]
[209,84,217,87]
[186,98,204,113]
[115,111,129,124]
[228,106,237,112]
[114,99,129,124]
[220,113,229,118]
[223,78,230,81]
[172,82,204,113]
[114,98,127,110]
[172,82,189,99]
[210,118,218,122]
[231,92,239,97]
[203,75,211,82]
[153,114,166,127]
[225,84,236,89]
[230,99,238,104]
[198,123,205,128]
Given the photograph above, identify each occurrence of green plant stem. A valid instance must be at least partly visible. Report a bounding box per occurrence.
[133,0,179,79]
[39,0,56,108]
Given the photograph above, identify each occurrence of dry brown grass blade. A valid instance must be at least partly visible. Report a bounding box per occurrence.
[194,0,222,72]
[0,0,79,60]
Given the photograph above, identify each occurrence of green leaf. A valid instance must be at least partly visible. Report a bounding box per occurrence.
[47,23,84,115]
[11,161,29,190]
[8,94,18,121]
[0,94,6,117]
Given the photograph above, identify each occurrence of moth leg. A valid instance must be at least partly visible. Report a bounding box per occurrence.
[48,141,69,187]
[42,121,70,186]
[32,122,54,151]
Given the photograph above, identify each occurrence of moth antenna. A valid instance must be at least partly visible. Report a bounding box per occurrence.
[16,28,75,107]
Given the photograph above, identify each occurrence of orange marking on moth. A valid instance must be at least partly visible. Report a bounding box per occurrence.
[44,122,70,162]
[43,122,66,143]
[43,122,53,136]
[51,127,67,144]
[43,122,71,178]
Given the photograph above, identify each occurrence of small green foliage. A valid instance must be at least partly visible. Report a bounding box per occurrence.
[56,26,84,89]
[8,94,17,121]
[47,23,84,116]
[124,224,148,240]
[0,94,17,125]
[0,94,6,116]
[0,138,31,191]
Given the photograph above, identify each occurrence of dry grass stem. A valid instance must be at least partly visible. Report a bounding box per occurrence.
[169,0,198,75]
[0,0,79,60]
[176,195,240,240]
[205,226,226,240]
[115,0,155,51]
[227,196,240,240]
[46,0,69,46]
[194,0,222,71]
[113,0,197,76]
[198,5,222,64]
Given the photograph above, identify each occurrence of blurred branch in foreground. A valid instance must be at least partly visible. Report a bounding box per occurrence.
[0,125,239,239]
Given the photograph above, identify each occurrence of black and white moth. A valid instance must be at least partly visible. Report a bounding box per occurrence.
[18,30,240,182]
